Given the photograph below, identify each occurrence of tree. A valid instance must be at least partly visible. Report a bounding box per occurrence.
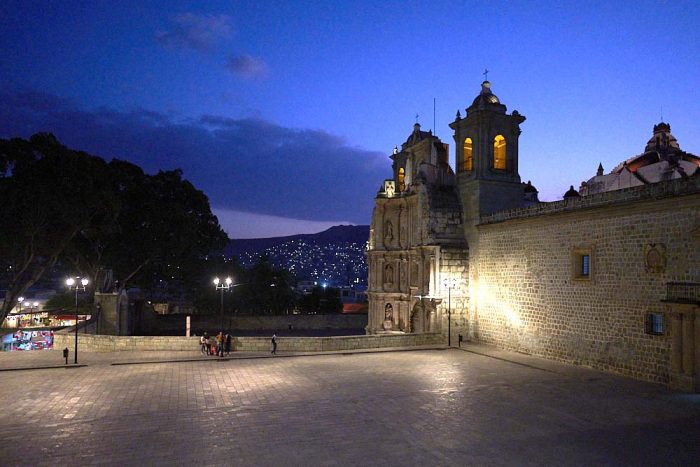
[67,162,229,296]
[0,134,114,322]
[0,134,228,323]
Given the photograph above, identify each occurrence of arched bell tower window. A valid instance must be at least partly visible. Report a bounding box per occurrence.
[493,135,506,170]
[398,168,405,191]
[462,137,473,171]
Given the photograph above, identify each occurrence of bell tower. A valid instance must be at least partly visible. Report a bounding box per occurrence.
[449,80,526,233]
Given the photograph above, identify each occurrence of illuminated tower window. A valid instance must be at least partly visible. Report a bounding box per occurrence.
[463,137,473,171]
[494,135,506,170]
[398,168,405,191]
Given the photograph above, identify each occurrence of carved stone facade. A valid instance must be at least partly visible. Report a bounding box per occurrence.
[367,123,463,336]
[367,80,700,391]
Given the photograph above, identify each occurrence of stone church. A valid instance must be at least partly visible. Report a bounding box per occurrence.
[367,80,700,391]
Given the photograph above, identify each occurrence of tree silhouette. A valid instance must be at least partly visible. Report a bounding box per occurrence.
[0,134,228,323]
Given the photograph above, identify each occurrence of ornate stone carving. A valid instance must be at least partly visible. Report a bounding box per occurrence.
[410,261,419,287]
[384,264,394,285]
[382,303,394,331]
[384,180,395,198]
[400,260,408,290]
[384,220,394,241]
[410,298,440,333]
[644,243,667,273]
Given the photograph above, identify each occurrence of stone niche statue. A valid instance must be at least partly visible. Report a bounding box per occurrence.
[384,180,396,198]
[382,303,394,331]
[384,220,394,241]
[384,264,394,285]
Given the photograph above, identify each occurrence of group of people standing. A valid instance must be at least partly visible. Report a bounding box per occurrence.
[199,331,279,356]
[200,331,232,357]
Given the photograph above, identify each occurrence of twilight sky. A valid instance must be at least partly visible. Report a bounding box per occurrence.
[1,0,698,238]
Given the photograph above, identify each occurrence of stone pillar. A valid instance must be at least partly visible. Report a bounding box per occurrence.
[400,258,408,293]
[378,257,385,291]
[95,292,119,336]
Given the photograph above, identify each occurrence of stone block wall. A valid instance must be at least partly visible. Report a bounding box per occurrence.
[54,334,198,352]
[439,248,470,345]
[474,189,700,383]
[53,332,444,353]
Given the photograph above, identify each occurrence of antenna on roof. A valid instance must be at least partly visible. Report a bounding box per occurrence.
[433,97,436,136]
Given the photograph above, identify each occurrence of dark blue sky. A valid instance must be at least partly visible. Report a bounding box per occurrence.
[1,0,698,237]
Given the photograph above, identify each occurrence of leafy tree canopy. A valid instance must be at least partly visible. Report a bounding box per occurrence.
[0,134,228,323]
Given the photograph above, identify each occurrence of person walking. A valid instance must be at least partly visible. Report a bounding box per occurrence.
[217,331,225,357]
[271,332,277,355]
[201,332,209,355]
[224,332,232,355]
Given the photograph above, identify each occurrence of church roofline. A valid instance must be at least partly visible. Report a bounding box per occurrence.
[479,175,700,226]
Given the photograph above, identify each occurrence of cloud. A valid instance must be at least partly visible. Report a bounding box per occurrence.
[226,54,269,78]
[0,89,388,228]
[155,13,232,51]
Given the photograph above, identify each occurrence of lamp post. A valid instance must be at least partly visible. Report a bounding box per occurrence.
[213,277,232,330]
[442,276,457,347]
[66,277,88,364]
[17,296,24,313]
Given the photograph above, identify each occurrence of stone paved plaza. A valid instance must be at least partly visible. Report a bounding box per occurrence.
[1,346,699,466]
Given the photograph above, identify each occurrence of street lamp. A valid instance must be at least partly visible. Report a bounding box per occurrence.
[213,276,233,330]
[442,276,457,347]
[66,277,89,364]
[17,296,24,313]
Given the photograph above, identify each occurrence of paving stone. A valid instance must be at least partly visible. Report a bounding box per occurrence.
[0,348,698,466]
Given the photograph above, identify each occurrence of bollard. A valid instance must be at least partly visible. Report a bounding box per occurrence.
[63,347,69,365]
[458,334,463,348]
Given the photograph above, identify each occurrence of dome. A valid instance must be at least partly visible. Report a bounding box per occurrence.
[644,121,680,153]
[471,81,500,106]
[564,185,581,199]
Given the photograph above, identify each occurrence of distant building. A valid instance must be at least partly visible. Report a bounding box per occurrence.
[367,80,700,392]
[580,122,700,195]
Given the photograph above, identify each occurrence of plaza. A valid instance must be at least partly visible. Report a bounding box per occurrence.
[1,345,699,466]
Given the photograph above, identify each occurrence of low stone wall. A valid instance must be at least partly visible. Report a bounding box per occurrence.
[53,332,443,353]
[54,334,196,352]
